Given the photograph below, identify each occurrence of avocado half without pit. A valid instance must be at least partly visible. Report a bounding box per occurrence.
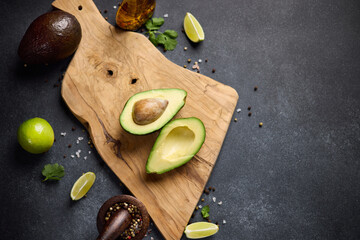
[120,89,187,135]
[146,117,206,174]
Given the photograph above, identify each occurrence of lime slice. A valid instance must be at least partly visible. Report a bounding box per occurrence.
[184,12,205,43]
[17,117,54,154]
[70,172,96,201]
[184,222,219,239]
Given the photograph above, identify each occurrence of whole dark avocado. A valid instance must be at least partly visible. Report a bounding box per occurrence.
[18,10,82,65]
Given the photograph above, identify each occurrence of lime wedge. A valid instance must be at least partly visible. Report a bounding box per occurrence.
[184,12,205,43]
[70,172,96,201]
[184,222,219,239]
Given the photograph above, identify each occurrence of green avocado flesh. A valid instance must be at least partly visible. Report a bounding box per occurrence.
[146,117,206,174]
[120,89,187,135]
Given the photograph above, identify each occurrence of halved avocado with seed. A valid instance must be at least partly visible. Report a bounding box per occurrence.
[120,89,187,135]
[146,117,206,174]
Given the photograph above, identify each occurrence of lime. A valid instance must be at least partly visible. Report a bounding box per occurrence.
[70,172,96,201]
[184,222,219,239]
[17,117,54,154]
[183,12,205,43]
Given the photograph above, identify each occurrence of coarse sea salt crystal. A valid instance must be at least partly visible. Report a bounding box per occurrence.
[198,59,202,63]
[223,220,226,224]
[76,152,80,158]
[236,108,241,112]
[78,137,84,141]
[113,6,117,9]
[218,201,223,205]
[198,205,202,209]
[71,155,75,158]
[84,156,87,160]
[163,13,168,17]
[212,197,216,202]
[89,151,91,154]
[76,140,79,144]
[60,132,66,136]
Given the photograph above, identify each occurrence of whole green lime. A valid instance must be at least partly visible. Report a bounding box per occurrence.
[17,117,55,154]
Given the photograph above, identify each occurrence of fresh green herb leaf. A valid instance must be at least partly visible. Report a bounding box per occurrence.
[163,30,178,39]
[145,24,160,31]
[164,38,177,51]
[155,34,178,51]
[156,33,167,45]
[149,32,157,46]
[144,18,178,51]
[42,163,65,182]
[152,17,165,27]
[145,18,164,31]
[145,19,157,31]
[201,205,210,218]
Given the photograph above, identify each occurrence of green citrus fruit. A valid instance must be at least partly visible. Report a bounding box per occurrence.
[184,12,205,43]
[184,222,219,239]
[17,117,55,154]
[70,172,96,201]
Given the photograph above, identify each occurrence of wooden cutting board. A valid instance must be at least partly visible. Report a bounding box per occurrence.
[52,0,238,239]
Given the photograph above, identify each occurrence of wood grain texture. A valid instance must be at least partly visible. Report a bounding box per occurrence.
[52,0,238,239]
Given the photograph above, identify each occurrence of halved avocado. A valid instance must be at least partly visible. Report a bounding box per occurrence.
[146,117,206,174]
[120,89,187,135]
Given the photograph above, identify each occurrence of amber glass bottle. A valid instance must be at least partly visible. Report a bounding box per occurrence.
[116,0,156,30]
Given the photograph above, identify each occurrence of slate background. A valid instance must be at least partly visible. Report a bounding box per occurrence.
[1,0,360,239]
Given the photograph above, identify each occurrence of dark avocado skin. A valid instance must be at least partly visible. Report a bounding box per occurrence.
[18,10,82,65]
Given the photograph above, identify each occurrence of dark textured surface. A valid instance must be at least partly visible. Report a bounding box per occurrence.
[1,0,360,239]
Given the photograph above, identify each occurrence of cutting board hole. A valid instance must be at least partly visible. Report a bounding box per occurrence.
[107,70,114,76]
[131,78,138,84]
[78,5,83,10]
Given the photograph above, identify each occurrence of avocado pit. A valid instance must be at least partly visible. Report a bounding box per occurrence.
[132,98,168,125]
[119,88,187,135]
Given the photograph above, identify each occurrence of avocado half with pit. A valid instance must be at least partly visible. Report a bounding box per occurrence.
[120,89,187,135]
[146,117,206,174]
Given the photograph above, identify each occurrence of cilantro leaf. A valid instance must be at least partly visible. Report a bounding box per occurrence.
[163,30,178,39]
[145,17,164,31]
[152,17,165,27]
[201,205,210,218]
[164,38,177,51]
[149,32,157,46]
[42,163,65,182]
[156,33,167,45]
[145,23,160,31]
[144,18,178,51]
[155,34,178,51]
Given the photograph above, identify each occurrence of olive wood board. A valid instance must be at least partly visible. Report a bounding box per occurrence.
[52,0,239,239]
